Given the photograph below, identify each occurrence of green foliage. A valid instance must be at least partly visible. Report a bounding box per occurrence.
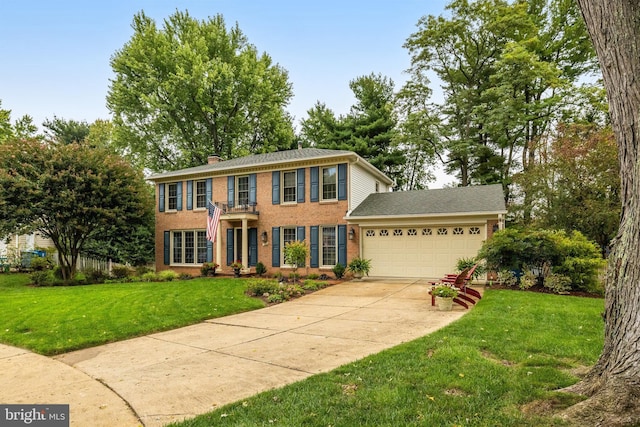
[332,263,346,279]
[30,270,56,287]
[519,270,537,290]
[306,273,319,280]
[283,240,308,271]
[543,273,572,294]
[245,279,305,303]
[431,284,458,298]
[301,280,326,292]
[158,270,179,282]
[29,257,51,272]
[255,261,267,277]
[82,268,107,284]
[455,257,485,279]
[110,266,132,280]
[347,257,371,276]
[0,139,154,282]
[108,11,294,172]
[141,272,158,282]
[200,262,219,277]
[497,270,517,287]
[478,228,605,291]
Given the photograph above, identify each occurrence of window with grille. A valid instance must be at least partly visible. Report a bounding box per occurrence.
[321,226,337,266]
[437,228,448,235]
[167,183,178,210]
[283,171,297,203]
[393,229,403,236]
[366,230,375,237]
[453,227,464,235]
[171,230,207,264]
[380,229,389,236]
[408,229,417,236]
[195,180,207,209]
[322,166,337,200]
[422,228,432,236]
[469,227,481,235]
[237,176,249,205]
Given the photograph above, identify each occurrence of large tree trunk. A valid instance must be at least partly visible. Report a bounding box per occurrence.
[560,1,640,426]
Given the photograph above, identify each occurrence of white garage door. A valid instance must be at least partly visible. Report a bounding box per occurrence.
[362,225,485,278]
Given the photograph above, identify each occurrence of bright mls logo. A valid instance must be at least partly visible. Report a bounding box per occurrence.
[0,405,68,426]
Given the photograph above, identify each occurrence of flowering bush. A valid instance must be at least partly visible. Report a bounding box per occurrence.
[230,261,244,269]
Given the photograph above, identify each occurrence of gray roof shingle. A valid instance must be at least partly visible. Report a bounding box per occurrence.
[148,148,357,180]
[349,184,506,217]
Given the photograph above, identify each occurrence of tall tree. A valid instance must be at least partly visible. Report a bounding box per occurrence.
[0,139,153,281]
[0,100,40,143]
[108,11,294,172]
[559,1,640,425]
[405,0,596,209]
[43,116,91,145]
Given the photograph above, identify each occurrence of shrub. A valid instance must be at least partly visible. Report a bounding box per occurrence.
[179,273,193,280]
[332,263,345,279]
[302,280,326,292]
[111,266,133,279]
[29,257,51,271]
[307,273,319,280]
[158,270,178,282]
[455,257,486,280]
[135,265,153,276]
[246,279,280,296]
[544,273,572,294]
[255,261,267,277]
[30,270,55,286]
[83,268,107,284]
[267,293,285,304]
[479,228,604,292]
[289,272,300,282]
[497,270,517,287]
[519,270,536,290]
[141,272,158,282]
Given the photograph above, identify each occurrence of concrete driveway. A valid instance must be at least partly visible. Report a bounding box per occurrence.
[1,278,477,427]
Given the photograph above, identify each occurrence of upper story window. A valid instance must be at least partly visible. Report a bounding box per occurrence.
[167,183,178,210]
[283,170,297,203]
[237,175,249,206]
[322,166,337,200]
[195,180,207,209]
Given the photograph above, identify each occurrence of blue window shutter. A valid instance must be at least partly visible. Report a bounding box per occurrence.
[338,164,347,200]
[186,180,193,210]
[338,225,347,266]
[207,240,213,263]
[297,168,305,203]
[249,174,257,204]
[163,231,170,265]
[272,171,280,205]
[297,226,305,242]
[310,167,319,202]
[226,228,234,265]
[206,178,212,203]
[227,176,235,207]
[272,227,280,267]
[310,226,319,268]
[249,228,258,267]
[176,181,183,211]
[158,184,165,212]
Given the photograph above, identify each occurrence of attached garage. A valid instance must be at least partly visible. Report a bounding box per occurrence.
[347,185,507,279]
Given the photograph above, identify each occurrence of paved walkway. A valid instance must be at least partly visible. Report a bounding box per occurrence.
[1,279,478,427]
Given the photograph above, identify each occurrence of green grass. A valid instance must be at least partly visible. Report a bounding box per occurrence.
[0,273,265,355]
[168,290,604,427]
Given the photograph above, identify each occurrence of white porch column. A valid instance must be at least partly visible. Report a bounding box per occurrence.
[216,224,222,267]
[241,218,248,270]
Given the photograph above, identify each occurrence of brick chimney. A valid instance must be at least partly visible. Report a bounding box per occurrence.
[207,154,222,165]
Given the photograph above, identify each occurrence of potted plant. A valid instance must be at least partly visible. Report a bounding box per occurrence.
[431,284,458,311]
[200,262,219,277]
[230,261,243,277]
[347,257,371,279]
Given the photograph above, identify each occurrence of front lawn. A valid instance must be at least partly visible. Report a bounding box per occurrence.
[169,290,604,427]
[0,274,265,355]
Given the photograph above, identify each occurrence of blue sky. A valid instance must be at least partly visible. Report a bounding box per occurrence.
[1,0,449,127]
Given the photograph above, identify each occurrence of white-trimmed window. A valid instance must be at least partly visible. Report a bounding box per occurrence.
[237,176,249,206]
[195,180,207,209]
[172,230,207,264]
[321,166,337,201]
[282,170,297,203]
[321,226,337,266]
[167,183,178,211]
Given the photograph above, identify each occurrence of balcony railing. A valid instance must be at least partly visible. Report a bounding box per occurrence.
[218,202,259,215]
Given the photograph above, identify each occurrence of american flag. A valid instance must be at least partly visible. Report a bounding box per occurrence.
[206,201,221,243]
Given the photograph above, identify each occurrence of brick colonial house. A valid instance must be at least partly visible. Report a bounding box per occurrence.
[148,148,506,278]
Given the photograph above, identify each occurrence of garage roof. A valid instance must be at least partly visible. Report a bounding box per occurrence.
[348,184,506,217]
